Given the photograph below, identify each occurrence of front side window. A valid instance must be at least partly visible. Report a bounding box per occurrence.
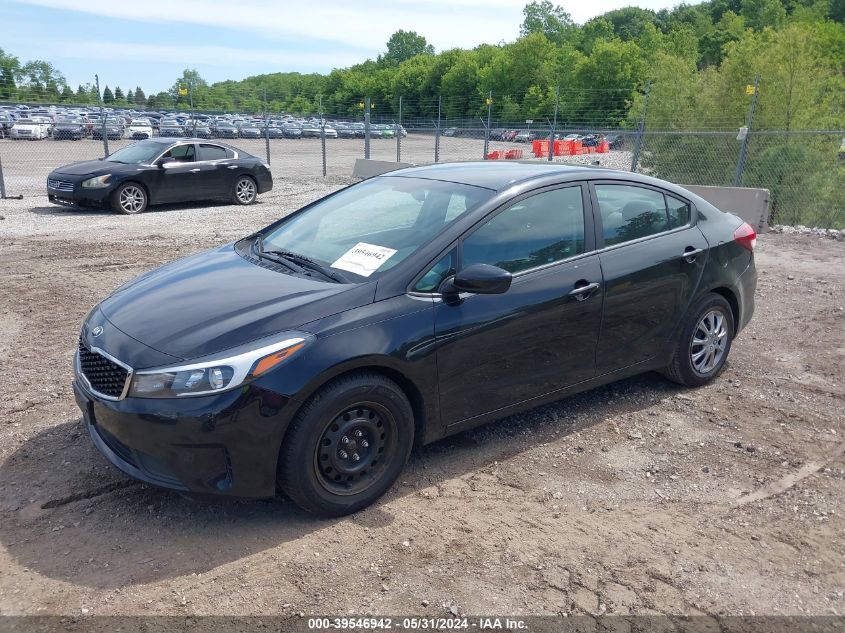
[161,144,195,162]
[261,177,493,280]
[595,184,688,246]
[414,250,456,293]
[462,186,586,274]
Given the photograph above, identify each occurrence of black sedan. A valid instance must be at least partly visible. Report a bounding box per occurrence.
[214,123,239,139]
[52,118,87,140]
[47,138,273,214]
[72,162,756,516]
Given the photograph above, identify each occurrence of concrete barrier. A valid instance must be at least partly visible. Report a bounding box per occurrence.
[352,159,414,179]
[684,185,771,232]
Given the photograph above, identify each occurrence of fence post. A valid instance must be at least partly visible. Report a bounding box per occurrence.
[630,80,651,172]
[319,95,327,177]
[434,95,441,164]
[483,91,492,159]
[263,88,271,166]
[548,85,560,162]
[0,153,6,199]
[364,97,371,159]
[95,74,109,157]
[734,74,760,187]
[396,96,402,163]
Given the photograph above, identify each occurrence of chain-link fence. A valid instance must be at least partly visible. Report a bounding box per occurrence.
[0,87,842,228]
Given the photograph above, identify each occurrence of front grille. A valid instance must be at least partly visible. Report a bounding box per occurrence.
[48,178,74,192]
[78,338,130,398]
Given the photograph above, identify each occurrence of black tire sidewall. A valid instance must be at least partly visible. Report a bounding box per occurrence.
[280,377,414,517]
[677,294,735,387]
[232,176,257,205]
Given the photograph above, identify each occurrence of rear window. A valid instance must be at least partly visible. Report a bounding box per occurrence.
[198,144,231,161]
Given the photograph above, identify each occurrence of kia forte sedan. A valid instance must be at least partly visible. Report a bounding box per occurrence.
[72,162,756,516]
[47,138,273,214]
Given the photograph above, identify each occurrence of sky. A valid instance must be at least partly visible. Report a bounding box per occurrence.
[3,0,689,94]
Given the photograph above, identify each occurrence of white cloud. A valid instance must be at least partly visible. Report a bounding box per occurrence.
[14,0,526,53]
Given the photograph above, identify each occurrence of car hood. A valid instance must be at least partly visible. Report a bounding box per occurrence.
[53,160,117,176]
[97,243,376,362]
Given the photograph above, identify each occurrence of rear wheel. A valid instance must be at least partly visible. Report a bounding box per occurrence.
[278,372,414,517]
[663,293,734,387]
[232,176,257,205]
[111,182,148,215]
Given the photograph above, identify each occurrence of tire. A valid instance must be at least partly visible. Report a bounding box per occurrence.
[110,182,148,215]
[278,372,414,517]
[663,293,734,387]
[232,175,257,205]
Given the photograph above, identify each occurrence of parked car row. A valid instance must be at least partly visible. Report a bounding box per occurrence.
[488,129,626,149]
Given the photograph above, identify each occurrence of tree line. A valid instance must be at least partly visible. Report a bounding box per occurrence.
[0,0,842,132]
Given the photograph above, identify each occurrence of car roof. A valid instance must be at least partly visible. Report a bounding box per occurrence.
[384,161,630,191]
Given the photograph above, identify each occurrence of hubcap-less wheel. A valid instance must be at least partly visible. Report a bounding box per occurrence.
[118,185,146,213]
[235,178,256,204]
[314,404,394,496]
[690,309,728,375]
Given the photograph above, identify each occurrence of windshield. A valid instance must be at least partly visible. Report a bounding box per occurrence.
[107,140,169,164]
[260,177,493,281]
[130,119,150,125]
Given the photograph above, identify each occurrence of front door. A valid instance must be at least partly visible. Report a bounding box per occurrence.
[590,182,709,373]
[156,143,199,203]
[432,184,604,425]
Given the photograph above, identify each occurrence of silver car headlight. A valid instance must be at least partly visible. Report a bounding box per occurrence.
[82,175,112,188]
[129,332,314,398]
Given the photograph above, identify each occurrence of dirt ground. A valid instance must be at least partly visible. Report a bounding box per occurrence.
[0,184,843,620]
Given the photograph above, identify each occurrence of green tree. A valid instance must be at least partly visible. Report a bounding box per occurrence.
[740,0,787,29]
[520,1,574,45]
[60,84,73,101]
[379,30,435,66]
[114,86,124,102]
[134,86,146,106]
[126,88,134,104]
[0,48,20,100]
[102,85,114,103]
[20,60,65,101]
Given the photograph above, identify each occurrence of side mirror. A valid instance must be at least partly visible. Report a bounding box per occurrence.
[440,263,512,296]
[158,157,176,168]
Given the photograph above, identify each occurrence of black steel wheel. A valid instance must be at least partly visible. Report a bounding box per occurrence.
[278,372,413,517]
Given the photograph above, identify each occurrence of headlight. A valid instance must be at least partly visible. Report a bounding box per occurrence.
[128,332,314,398]
[81,175,111,188]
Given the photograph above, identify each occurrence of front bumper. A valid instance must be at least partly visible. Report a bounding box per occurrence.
[47,180,112,208]
[73,374,296,498]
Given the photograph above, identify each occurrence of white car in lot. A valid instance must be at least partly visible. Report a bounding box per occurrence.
[10,117,51,140]
[128,118,154,140]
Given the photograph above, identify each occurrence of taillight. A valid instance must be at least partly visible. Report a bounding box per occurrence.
[733,222,756,252]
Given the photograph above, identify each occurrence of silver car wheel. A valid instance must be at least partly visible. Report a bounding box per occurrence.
[119,185,146,214]
[236,178,256,204]
[690,309,728,375]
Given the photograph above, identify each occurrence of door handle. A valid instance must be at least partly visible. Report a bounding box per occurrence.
[189,168,201,173]
[682,247,704,262]
[568,281,600,301]
[227,165,238,170]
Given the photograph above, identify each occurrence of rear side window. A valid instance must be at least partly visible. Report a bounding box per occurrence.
[595,184,675,246]
[462,186,586,274]
[198,144,230,161]
[666,195,691,229]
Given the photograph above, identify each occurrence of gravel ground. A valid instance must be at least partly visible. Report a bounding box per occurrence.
[0,184,843,620]
[0,133,632,196]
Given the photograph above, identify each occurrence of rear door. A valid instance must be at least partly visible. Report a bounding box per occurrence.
[196,143,235,198]
[590,181,708,374]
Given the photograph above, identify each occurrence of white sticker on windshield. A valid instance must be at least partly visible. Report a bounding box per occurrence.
[332,242,397,277]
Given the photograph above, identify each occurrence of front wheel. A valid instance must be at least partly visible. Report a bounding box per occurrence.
[111,182,148,215]
[663,293,734,387]
[278,372,414,517]
[232,175,257,205]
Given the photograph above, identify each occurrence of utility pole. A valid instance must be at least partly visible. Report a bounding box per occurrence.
[364,97,371,159]
[734,74,760,187]
[264,87,271,165]
[434,95,441,164]
[483,91,492,159]
[396,95,402,163]
[630,80,652,172]
[319,94,327,176]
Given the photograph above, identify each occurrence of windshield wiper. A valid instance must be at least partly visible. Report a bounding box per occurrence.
[263,247,350,283]
[253,236,306,274]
